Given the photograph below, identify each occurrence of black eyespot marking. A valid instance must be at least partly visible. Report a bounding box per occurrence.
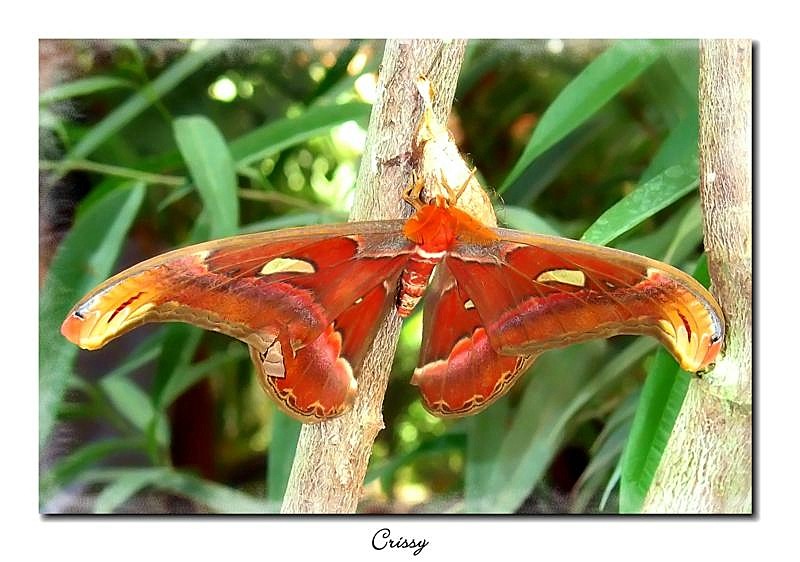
[74,310,85,320]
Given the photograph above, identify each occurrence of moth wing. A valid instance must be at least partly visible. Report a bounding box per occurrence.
[62,220,413,421]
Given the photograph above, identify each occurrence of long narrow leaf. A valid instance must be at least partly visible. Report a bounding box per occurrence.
[65,40,229,162]
[39,183,145,449]
[93,470,158,514]
[581,108,699,246]
[501,40,661,190]
[570,420,631,513]
[267,410,303,508]
[100,376,168,446]
[239,211,346,233]
[640,112,698,185]
[580,162,698,246]
[465,397,510,512]
[619,350,689,513]
[173,116,239,238]
[615,198,697,261]
[501,116,610,205]
[365,433,467,485]
[489,338,656,512]
[81,468,272,513]
[151,325,205,408]
[159,346,249,408]
[619,257,711,513]
[486,343,605,512]
[230,102,371,168]
[661,201,703,264]
[663,40,700,101]
[40,437,144,509]
[497,206,562,236]
[39,75,136,105]
[570,390,641,512]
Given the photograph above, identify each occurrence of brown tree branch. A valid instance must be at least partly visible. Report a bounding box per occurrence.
[642,40,752,513]
[281,39,467,513]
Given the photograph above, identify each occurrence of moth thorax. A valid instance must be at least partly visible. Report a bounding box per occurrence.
[397,249,444,316]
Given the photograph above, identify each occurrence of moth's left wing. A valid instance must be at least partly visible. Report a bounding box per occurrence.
[62,220,413,421]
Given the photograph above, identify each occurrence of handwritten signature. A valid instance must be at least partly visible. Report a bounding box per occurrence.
[372,528,429,556]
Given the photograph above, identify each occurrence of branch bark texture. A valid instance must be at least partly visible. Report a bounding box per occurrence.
[643,40,752,513]
[281,39,467,513]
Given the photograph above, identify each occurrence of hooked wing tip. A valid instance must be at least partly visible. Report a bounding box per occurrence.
[61,311,101,350]
[61,312,84,346]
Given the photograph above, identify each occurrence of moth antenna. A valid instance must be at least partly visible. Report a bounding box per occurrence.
[439,167,478,206]
[454,167,478,203]
[402,172,426,210]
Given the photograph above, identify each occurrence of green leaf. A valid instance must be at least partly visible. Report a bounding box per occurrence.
[173,116,239,238]
[485,342,604,512]
[496,205,562,236]
[592,389,642,453]
[580,162,698,246]
[100,376,168,447]
[619,350,689,513]
[571,421,631,513]
[39,183,145,449]
[488,338,656,512]
[65,40,229,163]
[581,107,699,247]
[151,325,204,408]
[239,211,347,233]
[159,346,249,408]
[267,410,303,508]
[229,102,371,168]
[663,40,699,101]
[614,198,697,260]
[308,40,362,101]
[570,390,640,512]
[640,112,698,185]
[81,468,272,513]
[501,40,662,190]
[97,332,163,381]
[365,433,466,485]
[93,470,157,514]
[661,201,703,264]
[501,116,610,205]
[600,461,623,511]
[39,75,136,105]
[619,258,711,513]
[465,397,510,512]
[40,437,144,508]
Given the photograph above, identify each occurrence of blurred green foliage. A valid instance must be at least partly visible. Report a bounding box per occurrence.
[39,39,707,513]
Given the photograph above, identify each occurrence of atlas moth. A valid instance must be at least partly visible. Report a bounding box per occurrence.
[61,77,724,423]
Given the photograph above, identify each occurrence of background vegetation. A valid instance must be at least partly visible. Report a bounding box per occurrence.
[39,39,706,513]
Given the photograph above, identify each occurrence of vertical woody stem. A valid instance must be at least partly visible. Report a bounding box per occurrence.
[642,39,752,513]
[281,39,466,513]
